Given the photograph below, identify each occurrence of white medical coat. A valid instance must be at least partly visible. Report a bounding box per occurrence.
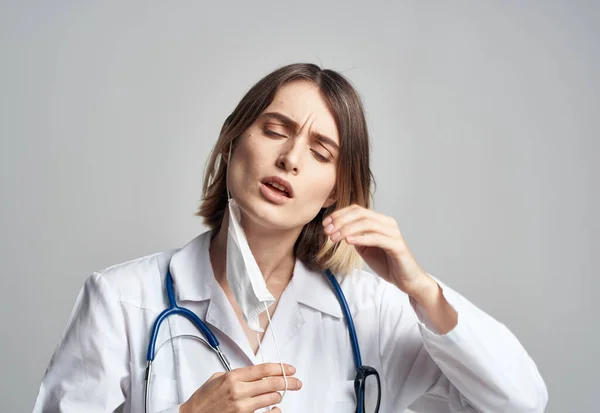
[32,230,548,412]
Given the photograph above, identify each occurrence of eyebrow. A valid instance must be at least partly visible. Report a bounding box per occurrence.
[261,111,340,152]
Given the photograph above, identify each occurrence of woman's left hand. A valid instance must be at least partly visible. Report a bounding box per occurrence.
[323,205,435,299]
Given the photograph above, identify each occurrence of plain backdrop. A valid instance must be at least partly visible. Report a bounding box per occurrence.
[1,1,598,412]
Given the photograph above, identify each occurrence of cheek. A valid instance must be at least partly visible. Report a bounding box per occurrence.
[232,135,261,172]
[240,133,271,166]
[305,171,336,203]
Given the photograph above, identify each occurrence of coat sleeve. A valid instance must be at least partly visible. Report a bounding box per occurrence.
[378,275,548,413]
[32,272,131,413]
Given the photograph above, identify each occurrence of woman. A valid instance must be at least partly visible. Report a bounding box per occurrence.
[33,63,548,413]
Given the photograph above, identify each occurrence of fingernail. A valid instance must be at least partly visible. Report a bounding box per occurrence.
[325,223,334,233]
[289,365,296,374]
[323,217,332,226]
[297,379,303,389]
[331,231,340,241]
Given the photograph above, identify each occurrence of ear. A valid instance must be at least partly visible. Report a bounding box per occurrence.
[221,142,234,164]
[221,149,229,164]
[322,189,338,209]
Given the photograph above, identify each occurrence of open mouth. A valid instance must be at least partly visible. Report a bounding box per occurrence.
[261,176,294,199]
[263,181,291,197]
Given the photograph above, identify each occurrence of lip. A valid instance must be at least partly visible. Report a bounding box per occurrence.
[260,183,290,205]
[261,176,294,198]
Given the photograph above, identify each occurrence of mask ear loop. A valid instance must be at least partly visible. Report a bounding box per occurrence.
[256,331,265,364]
[264,301,289,402]
[226,142,232,201]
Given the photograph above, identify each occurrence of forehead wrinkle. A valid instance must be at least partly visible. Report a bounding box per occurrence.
[265,86,339,143]
[262,110,331,137]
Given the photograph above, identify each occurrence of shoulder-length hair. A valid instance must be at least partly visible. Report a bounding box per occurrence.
[197,63,374,275]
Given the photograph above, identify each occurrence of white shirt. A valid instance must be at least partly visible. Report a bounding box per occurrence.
[33,230,548,413]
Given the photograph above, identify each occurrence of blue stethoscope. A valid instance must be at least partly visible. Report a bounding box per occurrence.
[145,266,381,413]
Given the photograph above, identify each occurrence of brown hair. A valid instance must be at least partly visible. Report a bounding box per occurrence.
[197,63,374,275]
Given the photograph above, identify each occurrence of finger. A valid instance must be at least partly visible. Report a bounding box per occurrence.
[244,375,303,398]
[232,363,296,382]
[360,207,397,227]
[323,205,395,235]
[246,391,283,412]
[329,217,399,243]
[322,205,363,233]
[346,231,403,254]
[322,203,355,222]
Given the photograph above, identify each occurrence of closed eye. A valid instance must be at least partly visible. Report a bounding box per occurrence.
[311,150,330,163]
[264,126,331,163]
[264,128,288,138]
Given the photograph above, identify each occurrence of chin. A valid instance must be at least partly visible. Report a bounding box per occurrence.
[236,195,310,232]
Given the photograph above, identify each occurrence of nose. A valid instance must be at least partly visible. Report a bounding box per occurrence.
[276,137,302,175]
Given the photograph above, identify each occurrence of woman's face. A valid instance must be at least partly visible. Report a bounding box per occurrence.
[227,80,340,232]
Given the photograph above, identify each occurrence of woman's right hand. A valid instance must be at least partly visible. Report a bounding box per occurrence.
[180,363,302,413]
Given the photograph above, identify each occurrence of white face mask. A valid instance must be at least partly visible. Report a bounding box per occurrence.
[225,150,288,405]
[225,197,276,332]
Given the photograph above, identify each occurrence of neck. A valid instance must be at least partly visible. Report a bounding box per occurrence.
[210,208,301,287]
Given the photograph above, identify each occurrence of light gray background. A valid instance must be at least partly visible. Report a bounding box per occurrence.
[1,1,598,412]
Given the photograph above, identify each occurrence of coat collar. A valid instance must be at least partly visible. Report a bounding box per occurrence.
[169,230,343,319]
[169,230,215,302]
[289,260,343,319]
